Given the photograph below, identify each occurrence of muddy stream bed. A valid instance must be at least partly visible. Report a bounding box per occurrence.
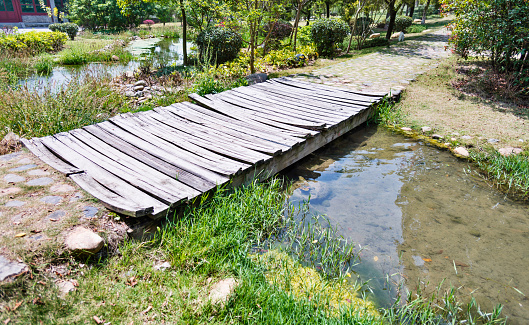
[281,125,529,324]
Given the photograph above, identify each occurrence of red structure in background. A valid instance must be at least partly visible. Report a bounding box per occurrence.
[0,0,63,26]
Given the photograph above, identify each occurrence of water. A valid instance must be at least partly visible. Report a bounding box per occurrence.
[20,38,194,90]
[281,125,529,324]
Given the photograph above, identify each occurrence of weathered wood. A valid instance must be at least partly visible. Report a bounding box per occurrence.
[24,79,387,220]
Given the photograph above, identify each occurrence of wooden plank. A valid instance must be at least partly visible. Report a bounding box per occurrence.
[189,93,318,137]
[209,92,328,129]
[84,124,225,191]
[228,87,348,123]
[39,135,169,214]
[71,128,218,193]
[173,102,303,146]
[104,119,246,176]
[69,173,154,217]
[21,138,82,175]
[52,132,193,205]
[151,108,282,156]
[274,77,387,98]
[159,105,292,152]
[131,112,271,165]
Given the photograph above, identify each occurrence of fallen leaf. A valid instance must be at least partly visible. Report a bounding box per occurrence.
[32,297,44,305]
[141,305,152,315]
[455,261,469,267]
[31,229,42,233]
[49,218,58,222]
[13,301,22,311]
[93,316,103,324]
[422,258,432,262]
[71,279,79,287]
[373,256,379,262]
[15,232,26,238]
[4,319,10,325]
[38,281,46,285]
[346,272,351,278]
[126,276,138,287]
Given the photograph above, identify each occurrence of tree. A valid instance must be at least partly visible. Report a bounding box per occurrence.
[384,0,402,39]
[420,0,429,24]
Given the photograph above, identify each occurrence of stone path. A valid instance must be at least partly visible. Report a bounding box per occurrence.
[293,28,451,94]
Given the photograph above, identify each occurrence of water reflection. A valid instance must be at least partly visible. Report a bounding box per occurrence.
[281,125,529,324]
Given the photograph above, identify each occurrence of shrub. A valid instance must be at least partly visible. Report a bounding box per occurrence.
[0,31,67,55]
[196,27,243,65]
[310,18,349,57]
[49,23,79,40]
[394,15,413,32]
[406,24,427,33]
[34,54,55,74]
[263,20,293,40]
[296,25,313,46]
[351,17,372,36]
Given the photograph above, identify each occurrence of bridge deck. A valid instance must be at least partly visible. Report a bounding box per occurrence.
[22,77,387,218]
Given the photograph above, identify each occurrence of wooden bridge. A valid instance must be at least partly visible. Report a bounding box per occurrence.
[22,77,387,219]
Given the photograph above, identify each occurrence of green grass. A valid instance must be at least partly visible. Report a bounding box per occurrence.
[0,75,131,139]
[0,180,506,324]
[57,39,133,65]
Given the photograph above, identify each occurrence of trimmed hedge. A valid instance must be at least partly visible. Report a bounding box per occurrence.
[0,31,67,55]
[395,16,413,32]
[49,23,79,40]
[310,18,349,57]
[196,27,243,65]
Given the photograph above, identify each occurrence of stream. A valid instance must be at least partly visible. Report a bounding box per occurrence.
[281,125,529,324]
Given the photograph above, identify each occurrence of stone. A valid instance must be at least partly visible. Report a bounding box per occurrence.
[461,135,472,140]
[421,126,432,132]
[400,127,412,132]
[4,174,26,183]
[487,138,500,144]
[245,73,268,85]
[134,80,147,87]
[498,147,523,157]
[26,177,54,186]
[125,71,134,78]
[0,152,21,161]
[1,132,21,147]
[135,91,144,97]
[5,200,26,207]
[56,280,76,295]
[70,192,84,202]
[369,33,381,39]
[133,85,144,92]
[431,134,442,139]
[209,278,238,305]
[0,187,21,197]
[111,55,120,61]
[50,184,75,193]
[413,19,422,23]
[0,255,27,282]
[453,147,470,157]
[398,32,405,42]
[9,164,37,172]
[153,261,171,271]
[47,210,66,221]
[83,206,99,218]
[125,90,135,97]
[40,196,62,205]
[64,226,104,255]
[17,158,32,164]
[28,169,50,176]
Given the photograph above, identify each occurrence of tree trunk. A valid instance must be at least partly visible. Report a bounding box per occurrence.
[250,22,255,74]
[292,0,304,52]
[179,0,187,65]
[421,0,430,25]
[325,1,330,18]
[306,10,311,25]
[409,1,415,17]
[385,0,397,40]
[346,4,363,53]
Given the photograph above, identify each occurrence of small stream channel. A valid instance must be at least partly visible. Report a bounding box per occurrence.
[20,38,193,90]
[281,125,529,324]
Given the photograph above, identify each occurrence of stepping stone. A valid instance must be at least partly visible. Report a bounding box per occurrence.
[4,174,26,183]
[28,169,50,176]
[83,206,98,219]
[5,200,26,207]
[50,184,75,193]
[0,255,28,282]
[64,226,104,255]
[461,135,472,140]
[0,187,21,197]
[16,158,33,164]
[0,152,21,162]
[47,210,66,221]
[9,164,37,172]
[488,138,499,144]
[70,192,84,202]
[40,196,62,205]
[421,126,432,132]
[26,177,54,186]
[453,147,470,157]
[29,234,43,241]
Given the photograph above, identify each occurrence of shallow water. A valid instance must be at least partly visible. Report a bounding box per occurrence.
[281,125,529,324]
[20,38,194,90]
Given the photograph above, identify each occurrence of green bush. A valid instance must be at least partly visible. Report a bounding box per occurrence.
[296,25,313,46]
[0,31,67,55]
[310,18,349,57]
[406,24,427,33]
[196,27,243,64]
[394,16,413,32]
[34,54,55,74]
[49,23,79,40]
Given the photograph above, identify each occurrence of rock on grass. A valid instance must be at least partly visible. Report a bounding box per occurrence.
[64,226,104,256]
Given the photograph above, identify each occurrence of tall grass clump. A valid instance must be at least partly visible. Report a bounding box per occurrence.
[58,40,133,65]
[370,97,406,126]
[0,75,129,139]
[34,54,55,75]
[471,150,529,198]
